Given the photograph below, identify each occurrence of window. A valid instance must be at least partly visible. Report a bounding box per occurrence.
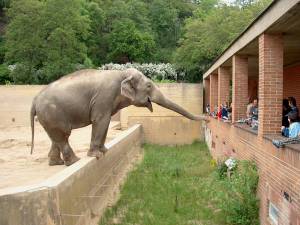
[268,201,279,225]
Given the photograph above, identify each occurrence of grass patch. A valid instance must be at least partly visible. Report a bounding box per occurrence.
[99,142,258,225]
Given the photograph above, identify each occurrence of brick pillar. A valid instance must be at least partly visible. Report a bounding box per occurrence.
[232,55,248,122]
[204,78,210,108]
[210,73,218,112]
[218,67,231,106]
[258,34,283,136]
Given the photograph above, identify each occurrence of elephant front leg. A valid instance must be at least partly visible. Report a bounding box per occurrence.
[87,115,111,159]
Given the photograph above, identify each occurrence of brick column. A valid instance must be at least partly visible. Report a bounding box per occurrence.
[210,73,218,112]
[258,34,283,136]
[204,78,210,108]
[232,55,248,122]
[218,67,231,106]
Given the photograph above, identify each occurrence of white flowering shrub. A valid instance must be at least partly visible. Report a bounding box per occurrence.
[99,63,183,81]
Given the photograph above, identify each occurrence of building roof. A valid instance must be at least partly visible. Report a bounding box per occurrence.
[203,0,300,79]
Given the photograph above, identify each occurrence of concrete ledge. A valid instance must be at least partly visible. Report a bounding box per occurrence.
[0,124,143,225]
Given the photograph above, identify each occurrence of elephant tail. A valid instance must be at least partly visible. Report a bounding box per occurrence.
[30,100,36,154]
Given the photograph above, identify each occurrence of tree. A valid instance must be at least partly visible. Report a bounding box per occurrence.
[85,2,105,65]
[5,0,45,83]
[108,19,155,63]
[5,0,90,83]
[174,0,272,82]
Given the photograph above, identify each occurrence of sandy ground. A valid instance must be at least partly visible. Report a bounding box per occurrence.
[0,121,123,189]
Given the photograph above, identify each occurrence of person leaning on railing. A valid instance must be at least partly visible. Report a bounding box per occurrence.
[281,111,300,138]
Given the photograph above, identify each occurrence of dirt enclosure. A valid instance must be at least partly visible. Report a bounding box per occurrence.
[0,86,122,190]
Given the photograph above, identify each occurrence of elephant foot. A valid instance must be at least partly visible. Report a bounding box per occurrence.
[100,146,108,155]
[64,155,80,166]
[49,158,64,166]
[87,149,102,159]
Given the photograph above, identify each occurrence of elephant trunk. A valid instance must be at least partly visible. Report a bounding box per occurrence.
[150,85,203,121]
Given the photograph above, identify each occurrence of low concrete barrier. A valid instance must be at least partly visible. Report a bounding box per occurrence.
[128,116,203,145]
[121,83,203,145]
[0,124,142,225]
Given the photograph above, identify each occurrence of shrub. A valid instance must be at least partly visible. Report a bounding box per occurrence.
[99,63,182,81]
[0,64,12,84]
[216,161,228,179]
[218,160,259,225]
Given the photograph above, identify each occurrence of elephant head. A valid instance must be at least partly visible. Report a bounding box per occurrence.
[120,68,205,121]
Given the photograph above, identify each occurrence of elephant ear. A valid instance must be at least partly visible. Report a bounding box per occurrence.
[121,75,135,101]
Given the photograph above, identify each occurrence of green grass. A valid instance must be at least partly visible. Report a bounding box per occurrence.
[99,142,226,225]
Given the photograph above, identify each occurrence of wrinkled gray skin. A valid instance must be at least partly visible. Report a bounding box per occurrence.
[30,68,207,166]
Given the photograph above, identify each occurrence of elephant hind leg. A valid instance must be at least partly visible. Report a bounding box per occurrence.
[61,142,80,166]
[45,127,79,166]
[48,142,64,166]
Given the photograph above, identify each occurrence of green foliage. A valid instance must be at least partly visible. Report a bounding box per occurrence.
[100,142,226,225]
[0,63,10,84]
[99,143,260,225]
[0,0,10,10]
[217,160,259,225]
[2,0,272,83]
[0,36,5,64]
[4,0,89,83]
[108,19,155,63]
[217,161,229,179]
[174,0,272,82]
[84,1,105,65]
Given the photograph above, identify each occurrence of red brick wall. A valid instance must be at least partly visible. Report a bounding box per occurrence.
[205,119,300,225]
[210,73,218,112]
[218,67,231,106]
[232,55,248,122]
[204,78,210,109]
[258,34,283,136]
[248,78,258,103]
[283,65,300,105]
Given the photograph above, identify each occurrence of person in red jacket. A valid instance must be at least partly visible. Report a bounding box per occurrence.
[217,104,223,119]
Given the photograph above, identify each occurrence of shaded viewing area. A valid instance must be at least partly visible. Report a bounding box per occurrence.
[203,1,300,224]
[204,0,300,146]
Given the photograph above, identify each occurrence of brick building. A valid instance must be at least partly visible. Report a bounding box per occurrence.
[203,0,300,224]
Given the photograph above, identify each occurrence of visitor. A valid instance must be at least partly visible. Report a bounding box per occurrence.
[217,104,223,119]
[282,111,300,138]
[288,97,299,115]
[227,102,232,120]
[206,104,210,114]
[246,98,258,120]
[221,102,228,119]
[282,99,291,129]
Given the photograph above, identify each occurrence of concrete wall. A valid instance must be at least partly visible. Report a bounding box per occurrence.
[0,85,120,128]
[0,124,142,225]
[205,119,300,225]
[121,83,204,145]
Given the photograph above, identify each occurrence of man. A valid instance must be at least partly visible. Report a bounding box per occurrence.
[246,99,258,120]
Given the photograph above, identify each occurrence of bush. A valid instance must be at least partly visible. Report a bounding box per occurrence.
[216,161,228,179]
[0,64,11,84]
[217,160,259,225]
[99,63,181,81]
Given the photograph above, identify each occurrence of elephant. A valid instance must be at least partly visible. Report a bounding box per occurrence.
[30,68,207,166]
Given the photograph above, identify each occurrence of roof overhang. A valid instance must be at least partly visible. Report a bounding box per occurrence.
[203,0,300,79]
